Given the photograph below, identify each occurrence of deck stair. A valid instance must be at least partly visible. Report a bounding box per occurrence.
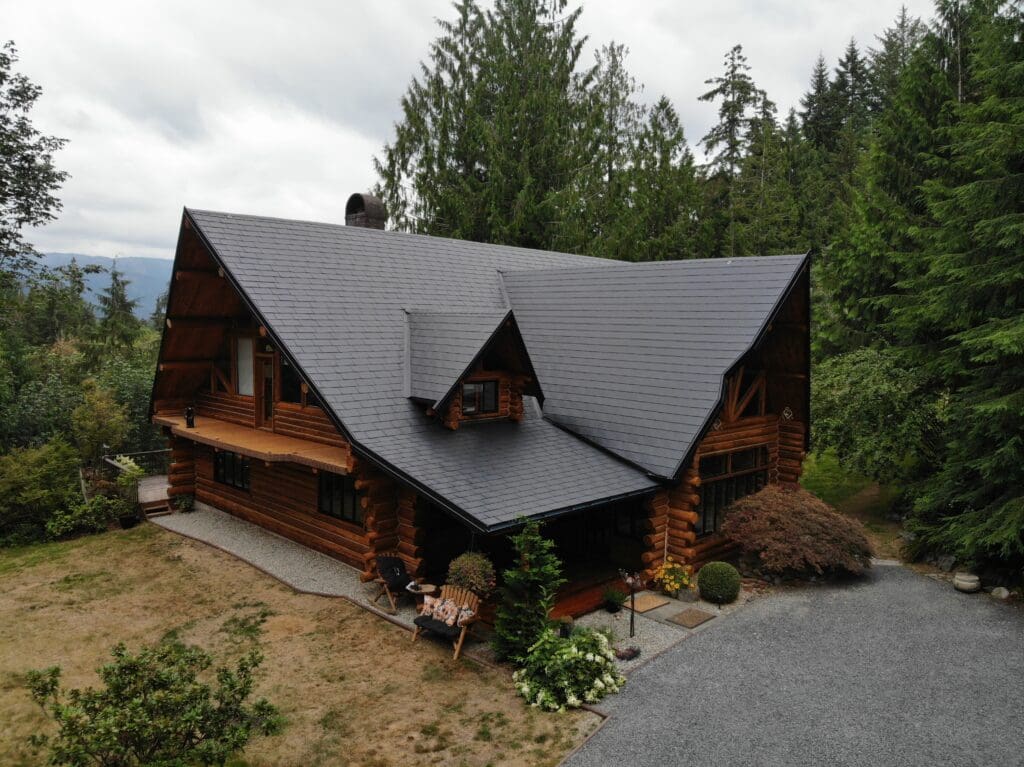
[138,475,173,517]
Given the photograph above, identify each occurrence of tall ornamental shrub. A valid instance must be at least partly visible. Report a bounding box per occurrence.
[492,519,565,663]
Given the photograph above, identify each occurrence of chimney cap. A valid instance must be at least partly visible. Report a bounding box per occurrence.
[345,193,387,230]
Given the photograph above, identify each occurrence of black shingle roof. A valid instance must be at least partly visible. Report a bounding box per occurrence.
[406,310,509,407]
[185,210,659,530]
[502,256,808,478]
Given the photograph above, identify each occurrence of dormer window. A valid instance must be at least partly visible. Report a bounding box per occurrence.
[462,381,498,416]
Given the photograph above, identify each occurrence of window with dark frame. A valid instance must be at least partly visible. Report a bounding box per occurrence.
[318,472,362,526]
[462,381,498,416]
[696,446,769,536]
[280,357,303,404]
[214,451,251,491]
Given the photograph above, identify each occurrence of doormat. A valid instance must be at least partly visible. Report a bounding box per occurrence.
[667,608,715,629]
[628,594,670,613]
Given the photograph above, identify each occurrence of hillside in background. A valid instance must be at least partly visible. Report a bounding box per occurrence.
[41,253,172,318]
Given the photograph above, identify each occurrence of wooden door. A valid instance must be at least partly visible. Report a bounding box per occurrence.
[255,354,275,429]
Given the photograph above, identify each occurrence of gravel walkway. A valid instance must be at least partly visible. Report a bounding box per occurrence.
[565,564,1024,767]
[151,504,419,626]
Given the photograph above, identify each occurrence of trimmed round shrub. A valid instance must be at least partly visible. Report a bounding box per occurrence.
[697,561,741,604]
[446,552,496,598]
[721,485,874,579]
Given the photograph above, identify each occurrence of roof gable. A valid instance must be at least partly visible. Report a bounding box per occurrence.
[406,310,510,407]
[502,255,809,478]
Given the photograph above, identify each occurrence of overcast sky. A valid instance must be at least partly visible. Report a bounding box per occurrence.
[4,0,935,260]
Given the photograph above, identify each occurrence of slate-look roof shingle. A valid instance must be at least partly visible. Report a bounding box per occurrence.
[501,255,808,478]
[185,210,660,530]
[184,209,807,530]
[406,310,510,407]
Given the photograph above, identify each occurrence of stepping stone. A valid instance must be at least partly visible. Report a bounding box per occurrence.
[668,608,716,629]
[628,593,671,613]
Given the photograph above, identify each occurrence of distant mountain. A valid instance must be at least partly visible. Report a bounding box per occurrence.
[41,253,174,319]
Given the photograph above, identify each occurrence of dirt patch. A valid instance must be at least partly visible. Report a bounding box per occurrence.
[0,524,598,766]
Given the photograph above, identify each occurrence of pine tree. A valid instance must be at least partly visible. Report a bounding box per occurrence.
[699,44,759,257]
[625,96,701,261]
[375,0,592,250]
[867,5,926,112]
[96,264,139,350]
[800,55,837,150]
[554,42,645,258]
[904,2,1024,570]
[832,39,871,134]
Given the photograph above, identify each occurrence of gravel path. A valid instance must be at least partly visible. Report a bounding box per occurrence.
[565,564,1024,767]
[151,504,419,625]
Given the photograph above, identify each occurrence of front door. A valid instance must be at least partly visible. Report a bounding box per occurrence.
[255,355,274,428]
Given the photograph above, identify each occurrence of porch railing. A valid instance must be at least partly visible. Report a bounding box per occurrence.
[100,449,171,507]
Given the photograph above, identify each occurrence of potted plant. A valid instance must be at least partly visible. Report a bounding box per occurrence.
[652,557,694,598]
[446,552,496,599]
[602,587,627,613]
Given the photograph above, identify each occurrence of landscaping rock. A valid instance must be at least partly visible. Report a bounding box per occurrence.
[953,573,981,593]
[937,555,957,572]
[991,587,1011,601]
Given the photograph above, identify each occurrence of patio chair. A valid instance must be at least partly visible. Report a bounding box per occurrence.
[411,584,480,660]
[372,553,414,614]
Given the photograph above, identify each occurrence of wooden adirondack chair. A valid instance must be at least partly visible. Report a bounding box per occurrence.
[372,552,414,614]
[411,584,480,660]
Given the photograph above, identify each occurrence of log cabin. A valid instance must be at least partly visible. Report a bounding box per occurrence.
[149,193,810,610]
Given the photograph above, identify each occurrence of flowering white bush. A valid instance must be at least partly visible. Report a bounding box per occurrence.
[512,627,625,712]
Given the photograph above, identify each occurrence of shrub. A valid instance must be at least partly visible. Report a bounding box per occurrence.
[492,519,565,663]
[697,561,742,604]
[512,628,624,711]
[27,639,282,766]
[112,454,145,498]
[46,495,130,539]
[0,438,81,546]
[721,485,874,579]
[446,551,496,598]
[602,587,626,611]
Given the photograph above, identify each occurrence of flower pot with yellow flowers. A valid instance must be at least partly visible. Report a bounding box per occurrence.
[652,557,694,599]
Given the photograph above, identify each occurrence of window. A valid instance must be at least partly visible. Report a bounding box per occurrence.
[214,451,251,491]
[696,446,769,536]
[280,358,303,404]
[462,381,498,416]
[236,337,254,396]
[318,472,362,525]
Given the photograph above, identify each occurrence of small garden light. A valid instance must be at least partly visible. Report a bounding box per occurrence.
[619,569,643,638]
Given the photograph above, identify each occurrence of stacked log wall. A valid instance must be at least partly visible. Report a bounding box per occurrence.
[639,490,669,582]
[778,419,806,485]
[192,444,370,569]
[167,434,195,498]
[274,404,347,447]
[195,391,255,428]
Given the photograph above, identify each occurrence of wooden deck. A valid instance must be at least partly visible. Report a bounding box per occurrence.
[153,414,352,473]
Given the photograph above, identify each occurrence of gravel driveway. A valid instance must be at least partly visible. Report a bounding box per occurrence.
[565,565,1024,767]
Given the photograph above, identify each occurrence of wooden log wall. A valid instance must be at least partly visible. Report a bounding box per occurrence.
[196,391,255,428]
[192,444,371,570]
[273,404,347,447]
[639,489,669,582]
[442,370,525,430]
[778,419,806,485]
[167,434,195,498]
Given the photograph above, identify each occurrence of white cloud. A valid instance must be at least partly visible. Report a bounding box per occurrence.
[2,0,936,259]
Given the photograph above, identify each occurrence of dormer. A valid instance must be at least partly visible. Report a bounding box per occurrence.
[405,310,541,430]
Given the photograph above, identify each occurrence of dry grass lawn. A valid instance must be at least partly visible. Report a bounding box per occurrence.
[0,524,598,766]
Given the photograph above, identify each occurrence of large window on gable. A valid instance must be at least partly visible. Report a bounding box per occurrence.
[462,381,498,416]
[696,446,769,536]
[236,337,254,396]
[318,472,362,525]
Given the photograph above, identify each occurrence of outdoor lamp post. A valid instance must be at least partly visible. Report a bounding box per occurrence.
[620,570,642,638]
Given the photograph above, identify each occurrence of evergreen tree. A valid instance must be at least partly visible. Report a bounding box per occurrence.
[0,42,68,282]
[625,97,701,261]
[903,2,1024,569]
[555,42,645,258]
[699,44,759,257]
[150,289,168,331]
[867,6,927,112]
[374,0,591,250]
[831,39,872,135]
[800,55,838,150]
[96,264,140,351]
